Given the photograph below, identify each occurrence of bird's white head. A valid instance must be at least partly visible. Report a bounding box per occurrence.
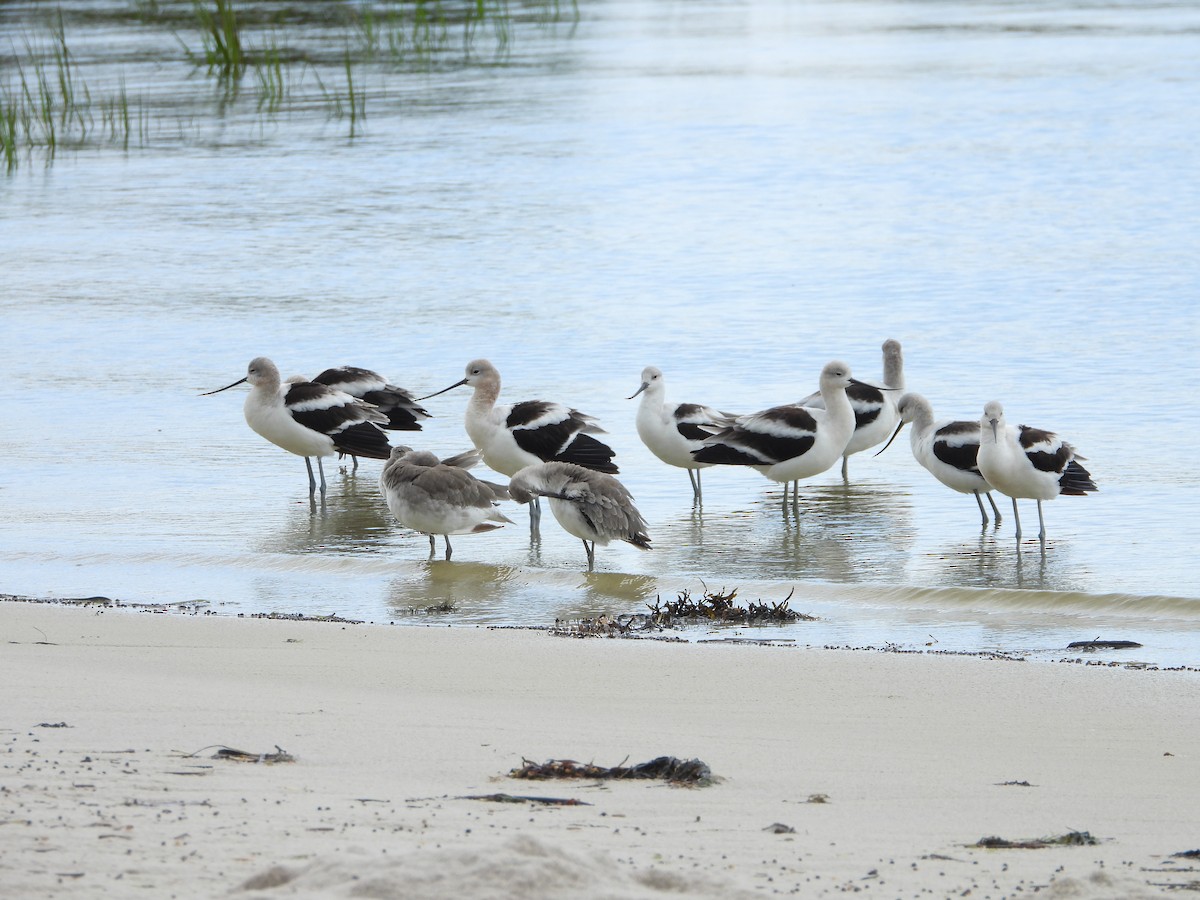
[201,356,280,396]
[418,358,499,401]
[982,401,1005,442]
[628,366,663,400]
[819,360,855,390]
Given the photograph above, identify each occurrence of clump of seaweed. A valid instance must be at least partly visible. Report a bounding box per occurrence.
[973,830,1097,849]
[511,756,718,787]
[650,586,813,624]
[552,586,813,638]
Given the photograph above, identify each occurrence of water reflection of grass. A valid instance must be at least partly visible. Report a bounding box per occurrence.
[0,0,580,172]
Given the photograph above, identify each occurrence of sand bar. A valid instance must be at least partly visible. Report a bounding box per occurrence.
[1,600,1197,898]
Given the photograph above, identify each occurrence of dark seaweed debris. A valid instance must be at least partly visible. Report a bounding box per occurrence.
[462,793,592,806]
[510,756,718,786]
[552,586,813,638]
[973,831,1097,849]
[1066,639,1143,651]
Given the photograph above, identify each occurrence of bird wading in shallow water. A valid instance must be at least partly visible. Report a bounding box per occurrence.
[420,359,618,538]
[976,401,1097,542]
[508,462,651,572]
[798,339,905,480]
[628,365,738,504]
[379,446,512,560]
[692,360,865,509]
[876,392,1004,526]
[202,357,391,498]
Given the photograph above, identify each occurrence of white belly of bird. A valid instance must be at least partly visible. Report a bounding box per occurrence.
[844,404,898,455]
[547,498,608,545]
[244,394,335,458]
[977,444,1058,501]
[386,496,490,536]
[466,418,541,477]
[636,413,706,469]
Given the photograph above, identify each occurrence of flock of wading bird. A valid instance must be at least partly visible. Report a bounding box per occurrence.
[202,340,1097,571]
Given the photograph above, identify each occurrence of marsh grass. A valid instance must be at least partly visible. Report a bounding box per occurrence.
[0,20,155,172]
[190,0,245,77]
[2,0,582,172]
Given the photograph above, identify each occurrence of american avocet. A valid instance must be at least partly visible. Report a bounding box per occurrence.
[977,401,1098,542]
[420,359,618,535]
[202,357,391,497]
[798,339,904,479]
[312,366,431,432]
[876,393,1003,526]
[379,446,513,560]
[508,462,651,572]
[628,366,737,503]
[692,361,863,507]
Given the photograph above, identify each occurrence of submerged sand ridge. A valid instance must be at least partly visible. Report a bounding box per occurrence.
[1,601,1196,898]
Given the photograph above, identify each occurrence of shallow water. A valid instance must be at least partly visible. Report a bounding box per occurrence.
[3,0,1199,666]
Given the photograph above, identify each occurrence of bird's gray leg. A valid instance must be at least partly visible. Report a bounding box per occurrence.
[986,491,1003,524]
[445,535,453,560]
[1036,500,1046,544]
[688,468,700,503]
[583,540,595,572]
[352,454,359,473]
[791,481,800,512]
[428,534,437,557]
[1011,498,1022,540]
[973,491,989,526]
[305,457,317,495]
[316,457,328,496]
[530,496,542,539]
[840,455,849,482]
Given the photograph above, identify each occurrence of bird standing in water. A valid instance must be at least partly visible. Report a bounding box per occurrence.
[202,357,391,497]
[379,446,512,560]
[629,365,736,504]
[977,401,1097,542]
[420,359,618,537]
[508,462,650,572]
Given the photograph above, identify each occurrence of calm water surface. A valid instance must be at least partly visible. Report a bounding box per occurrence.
[3,1,1199,665]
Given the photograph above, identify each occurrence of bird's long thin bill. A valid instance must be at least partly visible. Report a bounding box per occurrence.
[416,378,468,401]
[849,377,898,390]
[874,421,906,457]
[200,377,248,396]
[626,383,649,400]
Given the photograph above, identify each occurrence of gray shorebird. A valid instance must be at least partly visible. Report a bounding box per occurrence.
[508,462,650,572]
[379,446,512,560]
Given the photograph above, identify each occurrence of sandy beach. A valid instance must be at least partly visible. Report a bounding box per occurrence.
[1,600,1197,899]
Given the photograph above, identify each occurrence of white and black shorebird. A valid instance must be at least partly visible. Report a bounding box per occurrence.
[202,357,391,497]
[628,365,737,504]
[308,366,431,471]
[977,401,1098,542]
[876,393,1004,526]
[691,360,864,507]
[798,339,904,480]
[379,446,513,560]
[312,366,431,432]
[508,462,651,572]
[420,359,618,536]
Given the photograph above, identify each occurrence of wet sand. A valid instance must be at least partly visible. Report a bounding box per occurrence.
[1,600,1196,898]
